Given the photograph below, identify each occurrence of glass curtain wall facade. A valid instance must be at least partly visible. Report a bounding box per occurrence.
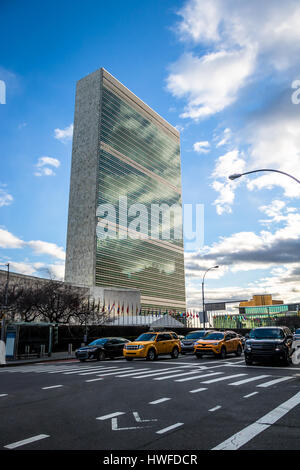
[96,71,186,314]
[65,68,186,314]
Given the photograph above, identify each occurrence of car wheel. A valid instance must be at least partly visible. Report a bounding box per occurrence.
[181,352,186,355]
[219,347,226,359]
[235,345,242,357]
[97,350,106,361]
[125,357,133,361]
[146,349,156,361]
[195,353,202,359]
[79,359,86,362]
[171,347,179,359]
[245,358,253,365]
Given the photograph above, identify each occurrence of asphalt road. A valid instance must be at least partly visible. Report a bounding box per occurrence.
[1,353,300,451]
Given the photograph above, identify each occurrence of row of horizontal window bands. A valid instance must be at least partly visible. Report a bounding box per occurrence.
[94,267,186,297]
[96,237,185,258]
[101,95,180,158]
[100,105,180,170]
[95,258,185,285]
[95,258,186,282]
[100,114,181,180]
[100,128,181,190]
[100,99,180,169]
[139,308,186,314]
[101,87,179,149]
[101,88,179,152]
[98,153,182,201]
[100,119,181,184]
[95,242,185,266]
[94,258,186,283]
[94,277,186,302]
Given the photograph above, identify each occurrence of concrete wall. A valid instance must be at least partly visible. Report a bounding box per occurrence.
[64,68,102,287]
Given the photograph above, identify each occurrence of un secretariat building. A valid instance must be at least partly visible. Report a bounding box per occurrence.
[65,68,186,314]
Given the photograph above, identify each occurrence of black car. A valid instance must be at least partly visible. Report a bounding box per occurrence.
[180,330,208,354]
[244,326,293,366]
[75,337,130,362]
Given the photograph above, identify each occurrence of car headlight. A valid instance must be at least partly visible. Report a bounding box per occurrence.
[137,345,145,349]
[275,344,284,351]
[245,344,252,351]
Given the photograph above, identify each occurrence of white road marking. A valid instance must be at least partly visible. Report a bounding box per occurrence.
[115,368,151,377]
[95,368,136,377]
[133,412,157,423]
[149,398,171,404]
[209,406,221,412]
[189,388,207,394]
[257,376,294,388]
[202,374,247,384]
[156,423,184,434]
[80,367,133,376]
[4,434,49,449]
[243,392,259,398]
[229,375,270,386]
[212,390,300,450]
[71,366,120,376]
[154,371,203,381]
[111,417,141,431]
[85,378,103,382]
[175,372,223,382]
[96,412,125,420]
[132,368,186,378]
[0,394,8,397]
[42,385,63,390]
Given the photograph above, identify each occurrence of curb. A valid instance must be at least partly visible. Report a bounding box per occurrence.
[0,356,76,367]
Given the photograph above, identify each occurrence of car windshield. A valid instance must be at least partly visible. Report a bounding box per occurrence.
[249,328,284,339]
[89,339,109,346]
[202,332,224,341]
[136,333,157,342]
[185,332,207,340]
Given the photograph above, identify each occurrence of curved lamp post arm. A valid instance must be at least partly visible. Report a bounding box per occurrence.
[229,169,300,185]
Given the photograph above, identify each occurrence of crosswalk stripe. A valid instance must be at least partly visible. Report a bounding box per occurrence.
[257,377,294,388]
[96,412,125,420]
[229,375,270,386]
[132,368,187,379]
[149,398,171,404]
[189,388,207,394]
[212,390,300,450]
[78,367,125,376]
[4,434,49,449]
[154,371,202,381]
[175,372,223,382]
[115,369,151,377]
[65,366,119,375]
[243,392,259,398]
[201,374,247,384]
[95,368,137,377]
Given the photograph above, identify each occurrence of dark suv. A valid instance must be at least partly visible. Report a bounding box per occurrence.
[244,326,293,366]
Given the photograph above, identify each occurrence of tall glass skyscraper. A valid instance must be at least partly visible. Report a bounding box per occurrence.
[65,68,186,314]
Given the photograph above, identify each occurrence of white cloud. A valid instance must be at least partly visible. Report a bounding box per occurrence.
[0,229,24,249]
[166,49,255,119]
[216,128,231,147]
[54,123,73,142]
[193,141,210,153]
[34,156,60,177]
[27,240,66,261]
[168,0,300,119]
[0,188,13,207]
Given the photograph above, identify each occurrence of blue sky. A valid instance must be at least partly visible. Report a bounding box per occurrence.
[1,0,300,308]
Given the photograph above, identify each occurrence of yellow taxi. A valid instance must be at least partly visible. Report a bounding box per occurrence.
[194,330,243,359]
[123,331,181,361]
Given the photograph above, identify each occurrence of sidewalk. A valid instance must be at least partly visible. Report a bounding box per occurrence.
[0,351,77,367]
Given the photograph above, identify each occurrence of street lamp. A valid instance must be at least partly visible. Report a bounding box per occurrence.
[229,169,300,185]
[202,265,219,328]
